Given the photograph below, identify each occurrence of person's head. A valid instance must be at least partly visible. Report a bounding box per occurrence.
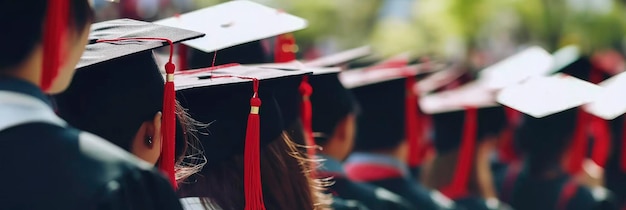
[175,67,326,210]
[53,19,207,181]
[0,0,94,93]
[515,108,579,173]
[432,107,508,155]
[426,106,507,194]
[344,74,407,156]
[310,71,359,161]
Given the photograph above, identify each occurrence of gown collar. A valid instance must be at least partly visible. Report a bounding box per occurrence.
[344,152,410,181]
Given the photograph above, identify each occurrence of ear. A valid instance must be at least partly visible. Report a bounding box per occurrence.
[130,112,163,165]
[333,115,352,142]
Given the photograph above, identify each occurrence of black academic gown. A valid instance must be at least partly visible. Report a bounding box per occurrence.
[344,152,458,210]
[496,162,618,210]
[317,155,413,210]
[0,77,183,210]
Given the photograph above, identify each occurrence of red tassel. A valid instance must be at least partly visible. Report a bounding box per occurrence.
[566,109,590,174]
[405,76,422,167]
[590,116,611,168]
[441,107,477,199]
[499,107,521,163]
[178,44,188,71]
[274,33,297,63]
[97,37,178,188]
[41,0,69,91]
[416,114,433,163]
[159,40,178,189]
[299,76,316,159]
[244,79,266,210]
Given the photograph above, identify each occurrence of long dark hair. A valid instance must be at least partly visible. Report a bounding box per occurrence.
[178,132,329,210]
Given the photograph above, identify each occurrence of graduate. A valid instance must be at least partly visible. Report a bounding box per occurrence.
[304,66,413,210]
[339,66,457,210]
[53,19,207,185]
[175,65,328,210]
[496,74,618,210]
[0,1,183,209]
[419,82,511,210]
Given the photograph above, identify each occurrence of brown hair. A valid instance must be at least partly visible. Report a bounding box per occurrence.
[174,100,207,183]
[178,132,330,210]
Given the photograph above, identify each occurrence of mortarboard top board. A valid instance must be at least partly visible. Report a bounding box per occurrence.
[551,45,582,74]
[477,46,554,90]
[419,82,499,115]
[76,19,204,69]
[303,46,372,68]
[153,0,307,54]
[584,71,626,120]
[340,64,437,89]
[54,18,205,187]
[415,64,465,95]
[496,73,603,119]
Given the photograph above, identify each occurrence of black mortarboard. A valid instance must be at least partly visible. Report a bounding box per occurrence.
[53,18,205,187]
[174,65,310,209]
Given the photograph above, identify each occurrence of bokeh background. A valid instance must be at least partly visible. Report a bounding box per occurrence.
[93,0,626,69]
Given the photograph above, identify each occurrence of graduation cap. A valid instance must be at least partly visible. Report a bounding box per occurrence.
[497,74,603,173]
[418,82,504,199]
[154,0,307,69]
[53,19,205,187]
[250,62,356,163]
[40,0,70,91]
[477,46,553,90]
[303,46,373,68]
[174,65,310,209]
[339,65,429,156]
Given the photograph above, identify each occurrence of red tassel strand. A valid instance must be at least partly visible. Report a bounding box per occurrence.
[499,107,521,163]
[567,109,590,174]
[274,33,297,63]
[178,44,189,71]
[441,107,478,199]
[41,0,69,91]
[405,76,421,167]
[97,37,178,188]
[299,76,316,160]
[588,63,612,170]
[590,116,611,168]
[244,79,266,210]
